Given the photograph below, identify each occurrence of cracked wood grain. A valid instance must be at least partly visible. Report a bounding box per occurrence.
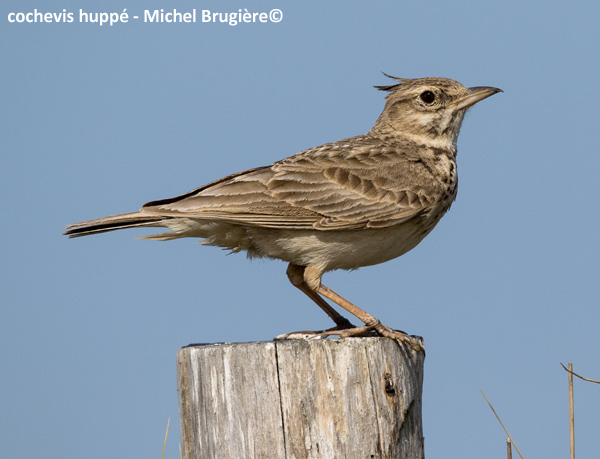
[177,338,424,459]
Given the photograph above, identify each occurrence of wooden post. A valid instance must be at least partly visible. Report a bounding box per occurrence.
[177,337,425,459]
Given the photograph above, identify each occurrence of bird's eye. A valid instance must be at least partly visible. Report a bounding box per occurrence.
[420,91,435,104]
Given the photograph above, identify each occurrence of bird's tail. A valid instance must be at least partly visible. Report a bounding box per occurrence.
[63,212,168,238]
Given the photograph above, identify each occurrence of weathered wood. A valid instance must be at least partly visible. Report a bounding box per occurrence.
[177,338,425,459]
[177,341,285,458]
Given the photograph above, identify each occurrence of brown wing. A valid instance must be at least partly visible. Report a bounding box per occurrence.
[141,136,443,230]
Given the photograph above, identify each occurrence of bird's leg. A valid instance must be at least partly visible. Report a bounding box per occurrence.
[286,263,355,330]
[302,266,423,352]
[316,284,423,352]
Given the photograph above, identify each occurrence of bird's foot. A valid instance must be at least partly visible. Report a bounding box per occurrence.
[276,322,424,352]
[274,322,359,341]
[371,322,424,353]
[311,323,423,352]
[275,330,328,340]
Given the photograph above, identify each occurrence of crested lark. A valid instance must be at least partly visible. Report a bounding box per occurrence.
[64,75,501,351]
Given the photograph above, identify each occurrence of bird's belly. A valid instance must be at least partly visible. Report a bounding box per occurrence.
[246,219,436,271]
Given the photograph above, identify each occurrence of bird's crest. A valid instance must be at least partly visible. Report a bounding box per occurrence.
[374,72,412,92]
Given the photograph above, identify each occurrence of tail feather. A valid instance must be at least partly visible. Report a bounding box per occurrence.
[63,212,167,238]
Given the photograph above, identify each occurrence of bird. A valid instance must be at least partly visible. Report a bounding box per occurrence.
[64,75,501,352]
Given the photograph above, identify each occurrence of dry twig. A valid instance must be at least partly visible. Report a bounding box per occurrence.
[561,363,600,384]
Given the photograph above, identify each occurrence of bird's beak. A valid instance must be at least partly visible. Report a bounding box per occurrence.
[449,86,503,110]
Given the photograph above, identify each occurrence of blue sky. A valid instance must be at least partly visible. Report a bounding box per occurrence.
[2,0,599,458]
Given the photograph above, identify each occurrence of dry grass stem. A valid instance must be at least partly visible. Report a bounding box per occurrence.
[162,415,170,459]
[479,388,524,459]
[568,363,575,459]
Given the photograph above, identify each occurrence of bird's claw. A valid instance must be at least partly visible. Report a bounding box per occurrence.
[276,322,424,353]
[374,323,424,352]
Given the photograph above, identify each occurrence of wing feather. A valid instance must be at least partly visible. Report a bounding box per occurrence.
[141,136,446,230]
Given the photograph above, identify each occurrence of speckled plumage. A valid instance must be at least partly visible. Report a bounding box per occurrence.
[65,76,501,350]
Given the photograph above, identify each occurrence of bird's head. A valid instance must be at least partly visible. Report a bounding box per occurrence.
[371,75,502,150]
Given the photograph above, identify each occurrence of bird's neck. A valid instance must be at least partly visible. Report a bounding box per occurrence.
[369,126,458,155]
[369,107,465,153]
